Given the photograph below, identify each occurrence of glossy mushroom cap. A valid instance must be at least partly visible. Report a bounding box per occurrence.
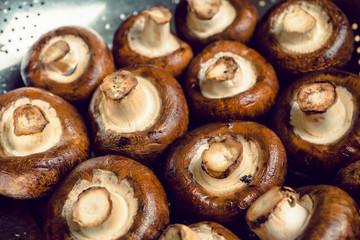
[184,40,278,122]
[21,26,114,103]
[256,0,353,75]
[88,64,189,165]
[247,185,360,239]
[165,121,286,223]
[175,0,258,50]
[112,6,193,78]
[272,70,360,177]
[44,155,170,240]
[0,87,89,199]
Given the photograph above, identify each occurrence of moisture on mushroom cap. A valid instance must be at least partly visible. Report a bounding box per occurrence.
[246,186,313,240]
[39,35,90,83]
[272,2,333,53]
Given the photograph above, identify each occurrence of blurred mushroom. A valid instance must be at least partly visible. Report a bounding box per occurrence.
[246,185,360,239]
[112,6,193,78]
[88,64,189,165]
[21,26,114,104]
[256,0,353,75]
[165,121,286,223]
[175,0,258,51]
[0,87,89,199]
[272,71,360,178]
[335,160,360,203]
[184,40,279,122]
[44,155,169,239]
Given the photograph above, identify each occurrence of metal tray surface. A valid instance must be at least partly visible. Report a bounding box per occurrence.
[0,0,360,239]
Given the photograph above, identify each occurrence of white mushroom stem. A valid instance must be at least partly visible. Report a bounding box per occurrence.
[201,137,243,179]
[246,187,312,240]
[296,81,346,137]
[41,40,79,76]
[72,187,113,228]
[100,70,150,128]
[13,104,49,136]
[160,224,201,240]
[187,0,221,20]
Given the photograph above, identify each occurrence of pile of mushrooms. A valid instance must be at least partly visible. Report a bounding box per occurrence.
[175,0,258,50]
[165,121,286,223]
[112,6,193,78]
[88,64,189,164]
[44,155,169,240]
[0,87,89,199]
[21,26,114,103]
[246,185,360,239]
[184,40,279,122]
[256,0,353,75]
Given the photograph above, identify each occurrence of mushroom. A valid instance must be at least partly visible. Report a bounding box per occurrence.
[184,40,279,122]
[256,0,354,75]
[21,26,114,104]
[246,185,360,239]
[44,155,170,240]
[165,121,287,223]
[175,0,258,51]
[335,160,360,203]
[88,64,189,165]
[0,87,89,199]
[160,222,240,240]
[112,6,193,78]
[271,70,360,178]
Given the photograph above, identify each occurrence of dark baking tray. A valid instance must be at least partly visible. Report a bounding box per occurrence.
[0,0,359,239]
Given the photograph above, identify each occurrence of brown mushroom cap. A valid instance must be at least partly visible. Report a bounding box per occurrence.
[184,40,279,122]
[0,87,89,199]
[335,160,360,201]
[21,26,114,103]
[272,70,360,177]
[44,155,170,240]
[112,7,193,78]
[164,121,287,223]
[175,0,258,51]
[88,64,189,165]
[256,0,354,75]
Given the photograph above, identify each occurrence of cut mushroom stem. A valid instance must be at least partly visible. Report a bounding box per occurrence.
[187,0,221,20]
[205,56,239,81]
[41,40,78,76]
[297,81,346,137]
[13,104,49,136]
[201,137,243,179]
[72,186,113,228]
[246,186,312,240]
[100,70,148,127]
[160,224,201,240]
[282,7,316,43]
[141,6,174,50]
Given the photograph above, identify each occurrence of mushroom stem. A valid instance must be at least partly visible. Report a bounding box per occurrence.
[100,70,149,127]
[13,104,49,136]
[187,0,221,20]
[296,81,346,137]
[282,7,316,43]
[201,137,243,179]
[41,40,78,76]
[205,56,239,81]
[246,187,312,240]
[72,187,113,228]
[160,224,201,240]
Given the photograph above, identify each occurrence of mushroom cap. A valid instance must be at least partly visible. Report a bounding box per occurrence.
[175,0,258,51]
[88,64,189,165]
[335,160,360,201]
[295,185,360,239]
[112,11,193,78]
[272,70,360,177]
[189,221,241,240]
[164,121,287,223]
[0,87,89,199]
[256,0,354,75]
[44,155,170,240]
[21,26,114,104]
[184,40,279,123]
